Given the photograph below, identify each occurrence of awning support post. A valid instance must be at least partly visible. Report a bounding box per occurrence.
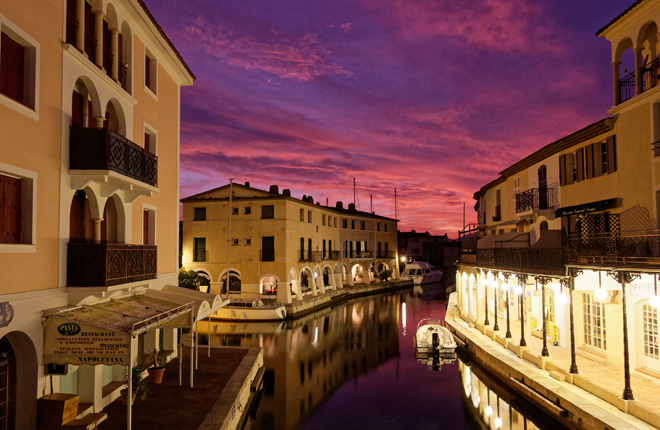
[178,329,182,386]
[195,321,199,370]
[190,309,194,388]
[208,315,211,357]
[127,338,133,430]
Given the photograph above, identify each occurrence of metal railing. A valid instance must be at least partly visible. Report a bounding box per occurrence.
[70,128,158,186]
[619,70,636,104]
[569,229,660,266]
[476,248,567,273]
[376,251,396,258]
[68,242,157,287]
[515,187,557,213]
[352,251,373,259]
[642,58,660,93]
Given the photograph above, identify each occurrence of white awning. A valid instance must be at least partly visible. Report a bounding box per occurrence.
[43,292,195,366]
[150,285,229,322]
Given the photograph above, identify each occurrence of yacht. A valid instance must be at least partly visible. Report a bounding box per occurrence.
[401,261,443,285]
[212,297,286,321]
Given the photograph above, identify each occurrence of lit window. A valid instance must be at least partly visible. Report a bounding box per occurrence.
[232,238,239,246]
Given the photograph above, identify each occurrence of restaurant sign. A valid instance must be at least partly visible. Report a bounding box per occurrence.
[554,198,619,217]
[43,315,131,366]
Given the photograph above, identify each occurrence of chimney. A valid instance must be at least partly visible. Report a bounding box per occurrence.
[348,203,355,211]
[336,201,343,209]
[282,189,291,197]
[269,185,279,194]
[308,196,314,204]
[244,181,250,187]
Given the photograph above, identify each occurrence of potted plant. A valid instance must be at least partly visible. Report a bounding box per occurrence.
[142,349,172,384]
[121,365,148,405]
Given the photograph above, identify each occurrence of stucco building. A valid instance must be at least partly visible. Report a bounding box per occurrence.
[180,182,400,303]
[0,0,193,427]
[456,1,660,425]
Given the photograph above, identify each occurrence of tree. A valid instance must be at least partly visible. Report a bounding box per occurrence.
[178,267,198,290]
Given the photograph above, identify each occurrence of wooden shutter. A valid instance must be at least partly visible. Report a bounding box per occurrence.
[145,55,151,89]
[144,132,150,153]
[585,144,594,179]
[1,32,25,104]
[576,147,584,181]
[143,210,149,245]
[66,0,77,45]
[607,136,617,173]
[559,154,566,185]
[0,174,22,244]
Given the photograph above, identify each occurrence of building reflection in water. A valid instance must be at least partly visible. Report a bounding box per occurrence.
[197,294,400,430]
[459,359,563,430]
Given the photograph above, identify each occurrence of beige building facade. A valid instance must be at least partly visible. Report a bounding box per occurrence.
[456,2,660,426]
[181,182,400,303]
[0,0,193,427]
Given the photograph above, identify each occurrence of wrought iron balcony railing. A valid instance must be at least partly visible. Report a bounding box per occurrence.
[299,250,322,262]
[569,229,660,267]
[68,242,157,287]
[515,187,557,213]
[376,251,396,258]
[70,128,158,186]
[476,248,567,273]
[619,70,636,104]
[352,251,373,259]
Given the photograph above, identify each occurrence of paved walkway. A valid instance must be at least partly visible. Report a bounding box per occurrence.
[450,308,660,429]
[99,346,259,430]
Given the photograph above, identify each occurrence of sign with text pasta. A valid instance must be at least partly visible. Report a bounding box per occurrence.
[43,315,131,366]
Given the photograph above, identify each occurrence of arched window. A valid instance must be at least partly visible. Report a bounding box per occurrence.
[300,237,304,261]
[322,239,326,260]
[308,238,312,260]
[538,165,548,209]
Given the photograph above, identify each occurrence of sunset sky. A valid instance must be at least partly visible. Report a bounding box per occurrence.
[145,0,627,236]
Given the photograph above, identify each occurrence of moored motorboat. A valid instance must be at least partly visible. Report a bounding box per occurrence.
[212,297,286,321]
[401,261,443,285]
[414,318,457,357]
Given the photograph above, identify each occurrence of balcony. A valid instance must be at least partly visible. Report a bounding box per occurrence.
[476,248,567,275]
[299,250,322,262]
[618,58,660,105]
[569,230,660,268]
[68,242,157,287]
[323,250,340,260]
[70,128,157,187]
[352,251,373,259]
[515,187,557,214]
[376,251,396,259]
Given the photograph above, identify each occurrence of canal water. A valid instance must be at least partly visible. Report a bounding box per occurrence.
[203,283,564,430]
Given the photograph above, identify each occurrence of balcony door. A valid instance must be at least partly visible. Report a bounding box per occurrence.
[538,165,548,210]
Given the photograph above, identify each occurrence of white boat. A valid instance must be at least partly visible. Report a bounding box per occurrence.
[402,261,443,285]
[414,318,457,357]
[212,298,286,321]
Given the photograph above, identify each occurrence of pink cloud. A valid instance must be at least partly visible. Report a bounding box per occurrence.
[184,17,352,82]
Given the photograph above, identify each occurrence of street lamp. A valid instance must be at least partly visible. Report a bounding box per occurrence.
[492,279,499,331]
[400,256,406,263]
[594,271,608,301]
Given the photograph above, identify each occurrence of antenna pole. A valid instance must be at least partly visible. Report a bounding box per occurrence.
[394,188,397,220]
[353,178,356,206]
[463,202,466,230]
[370,194,373,213]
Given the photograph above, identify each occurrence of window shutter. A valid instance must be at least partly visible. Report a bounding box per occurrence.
[144,132,150,153]
[559,154,566,185]
[607,136,617,173]
[1,32,25,104]
[145,55,151,88]
[0,174,22,243]
[585,144,594,179]
[143,210,149,246]
[576,147,584,181]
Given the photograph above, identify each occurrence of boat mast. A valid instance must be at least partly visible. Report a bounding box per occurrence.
[394,188,397,221]
[226,178,233,295]
[353,178,356,206]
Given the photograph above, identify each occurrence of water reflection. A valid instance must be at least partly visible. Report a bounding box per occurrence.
[459,358,563,429]
[198,282,563,430]
[200,295,400,430]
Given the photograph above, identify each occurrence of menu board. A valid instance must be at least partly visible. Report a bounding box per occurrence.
[43,315,131,366]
